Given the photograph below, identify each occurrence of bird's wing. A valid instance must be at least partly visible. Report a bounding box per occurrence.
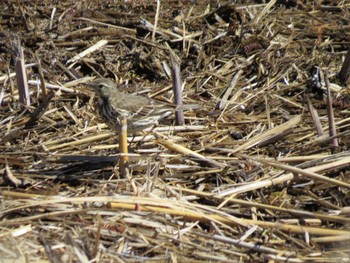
[115,96,149,114]
[118,94,173,119]
[134,101,173,119]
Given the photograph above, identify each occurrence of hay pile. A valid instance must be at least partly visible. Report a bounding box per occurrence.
[0,0,349,262]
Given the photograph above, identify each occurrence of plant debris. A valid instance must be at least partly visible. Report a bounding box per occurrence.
[0,0,350,262]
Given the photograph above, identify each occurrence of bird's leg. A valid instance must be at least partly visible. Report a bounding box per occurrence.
[118,117,129,177]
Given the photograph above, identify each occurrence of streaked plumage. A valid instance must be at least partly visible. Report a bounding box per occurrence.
[87,78,175,133]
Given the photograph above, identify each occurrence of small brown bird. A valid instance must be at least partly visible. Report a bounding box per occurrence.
[88,78,181,133]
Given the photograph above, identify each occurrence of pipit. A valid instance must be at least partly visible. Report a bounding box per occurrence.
[87,78,191,133]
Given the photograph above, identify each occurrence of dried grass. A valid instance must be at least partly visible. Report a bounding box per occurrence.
[0,0,350,262]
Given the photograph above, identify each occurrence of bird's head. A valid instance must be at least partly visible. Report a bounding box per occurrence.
[87,78,119,98]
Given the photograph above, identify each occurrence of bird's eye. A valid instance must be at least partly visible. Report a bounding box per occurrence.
[98,84,104,89]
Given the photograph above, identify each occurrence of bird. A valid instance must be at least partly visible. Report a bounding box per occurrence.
[87,78,184,133]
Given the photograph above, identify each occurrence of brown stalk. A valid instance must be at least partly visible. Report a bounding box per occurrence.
[25,91,55,128]
[171,54,185,125]
[324,73,338,149]
[306,95,324,136]
[34,53,47,96]
[155,133,226,168]
[13,37,30,107]
[338,47,350,84]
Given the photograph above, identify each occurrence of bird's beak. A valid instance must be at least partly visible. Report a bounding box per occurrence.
[86,82,96,90]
